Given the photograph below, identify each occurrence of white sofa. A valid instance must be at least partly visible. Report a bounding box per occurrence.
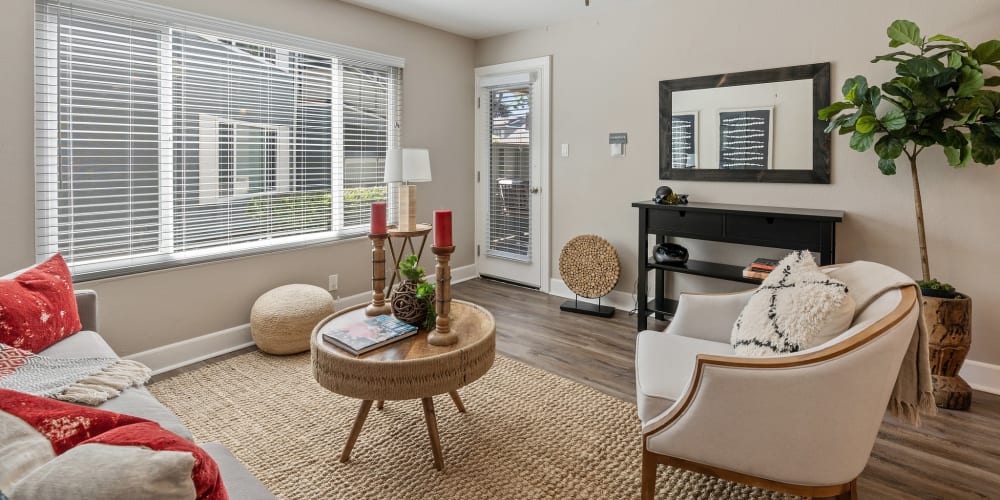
[636,263,920,499]
[21,286,275,499]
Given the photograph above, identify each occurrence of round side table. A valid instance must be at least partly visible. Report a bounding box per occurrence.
[310,300,496,470]
[386,223,432,293]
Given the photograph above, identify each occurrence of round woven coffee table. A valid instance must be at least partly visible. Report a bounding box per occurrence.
[311,300,495,470]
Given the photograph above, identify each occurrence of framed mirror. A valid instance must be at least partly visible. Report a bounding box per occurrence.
[659,62,831,183]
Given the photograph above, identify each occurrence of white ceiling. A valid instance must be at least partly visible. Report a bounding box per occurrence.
[339,0,630,39]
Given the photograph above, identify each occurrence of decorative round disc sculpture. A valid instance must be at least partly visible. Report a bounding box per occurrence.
[559,235,620,299]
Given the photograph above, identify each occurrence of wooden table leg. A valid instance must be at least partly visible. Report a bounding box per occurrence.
[387,237,400,294]
[421,397,445,470]
[448,391,466,413]
[340,400,373,463]
[376,400,384,410]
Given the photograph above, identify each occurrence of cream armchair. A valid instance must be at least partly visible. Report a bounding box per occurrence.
[636,264,920,499]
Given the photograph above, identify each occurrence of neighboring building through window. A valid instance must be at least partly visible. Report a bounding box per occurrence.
[34,0,403,279]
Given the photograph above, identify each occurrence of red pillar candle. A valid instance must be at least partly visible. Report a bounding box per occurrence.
[434,210,453,247]
[370,202,386,234]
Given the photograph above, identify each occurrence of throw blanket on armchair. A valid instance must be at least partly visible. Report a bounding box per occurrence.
[829,261,937,426]
[0,343,150,405]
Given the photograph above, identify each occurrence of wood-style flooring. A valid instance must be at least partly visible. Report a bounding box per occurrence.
[156,277,1000,498]
[454,278,1000,499]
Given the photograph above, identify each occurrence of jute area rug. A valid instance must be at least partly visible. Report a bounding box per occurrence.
[149,352,795,499]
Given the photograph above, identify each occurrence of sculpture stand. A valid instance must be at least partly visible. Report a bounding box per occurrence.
[560,295,615,318]
[365,233,392,317]
[427,245,457,346]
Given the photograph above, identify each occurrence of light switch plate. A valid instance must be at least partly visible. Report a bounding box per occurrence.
[560,144,569,157]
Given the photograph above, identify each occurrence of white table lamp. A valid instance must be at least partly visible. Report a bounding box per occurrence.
[386,147,431,231]
[384,148,402,183]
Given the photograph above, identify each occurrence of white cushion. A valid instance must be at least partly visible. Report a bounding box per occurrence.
[0,411,56,491]
[731,251,853,356]
[635,330,734,423]
[8,443,197,500]
[37,330,115,358]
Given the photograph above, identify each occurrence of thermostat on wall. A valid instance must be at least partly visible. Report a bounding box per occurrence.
[610,132,627,158]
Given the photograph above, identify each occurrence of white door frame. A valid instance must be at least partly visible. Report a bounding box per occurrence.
[474,56,551,292]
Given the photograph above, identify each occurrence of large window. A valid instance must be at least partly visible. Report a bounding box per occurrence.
[34,0,403,279]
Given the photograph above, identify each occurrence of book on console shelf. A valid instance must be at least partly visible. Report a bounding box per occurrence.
[742,266,771,281]
[320,315,418,356]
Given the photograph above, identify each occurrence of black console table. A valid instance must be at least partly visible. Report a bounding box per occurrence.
[632,201,844,331]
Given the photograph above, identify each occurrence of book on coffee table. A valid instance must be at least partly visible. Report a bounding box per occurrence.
[321,315,418,355]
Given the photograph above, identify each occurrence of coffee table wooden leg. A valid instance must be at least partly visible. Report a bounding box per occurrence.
[448,390,466,413]
[340,400,373,463]
[376,400,384,410]
[421,397,445,470]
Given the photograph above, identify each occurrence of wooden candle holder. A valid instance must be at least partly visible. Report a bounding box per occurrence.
[365,233,392,317]
[427,245,457,346]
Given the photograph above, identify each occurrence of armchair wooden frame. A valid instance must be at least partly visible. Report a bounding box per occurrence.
[640,286,918,500]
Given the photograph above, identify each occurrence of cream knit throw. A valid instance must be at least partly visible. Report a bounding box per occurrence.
[0,343,151,405]
[829,261,937,426]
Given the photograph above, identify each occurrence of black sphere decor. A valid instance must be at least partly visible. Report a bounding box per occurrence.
[653,243,689,265]
[653,185,673,204]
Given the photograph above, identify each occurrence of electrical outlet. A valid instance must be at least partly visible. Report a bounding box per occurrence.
[328,274,339,291]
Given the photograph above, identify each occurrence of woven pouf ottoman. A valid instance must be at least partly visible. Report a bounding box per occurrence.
[251,284,335,355]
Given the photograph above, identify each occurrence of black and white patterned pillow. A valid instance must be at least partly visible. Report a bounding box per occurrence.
[731,250,851,356]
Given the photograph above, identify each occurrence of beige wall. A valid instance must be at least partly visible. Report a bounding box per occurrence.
[0,0,475,355]
[476,0,1000,365]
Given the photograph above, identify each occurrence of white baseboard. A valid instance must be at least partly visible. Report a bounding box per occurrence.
[334,290,370,310]
[130,266,479,376]
[960,360,1000,396]
[124,270,1000,397]
[126,324,256,376]
[443,264,478,284]
[128,292,371,375]
[548,278,635,312]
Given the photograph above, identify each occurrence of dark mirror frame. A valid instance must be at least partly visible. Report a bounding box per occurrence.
[659,62,831,183]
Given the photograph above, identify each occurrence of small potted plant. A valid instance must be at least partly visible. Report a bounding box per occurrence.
[390,255,436,330]
[819,20,1000,410]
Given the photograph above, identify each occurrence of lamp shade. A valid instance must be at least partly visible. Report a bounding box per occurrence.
[401,148,432,183]
[383,148,402,183]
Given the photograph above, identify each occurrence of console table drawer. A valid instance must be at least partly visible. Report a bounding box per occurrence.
[724,215,823,249]
[648,210,723,237]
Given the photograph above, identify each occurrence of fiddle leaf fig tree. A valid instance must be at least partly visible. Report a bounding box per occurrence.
[819,19,1000,285]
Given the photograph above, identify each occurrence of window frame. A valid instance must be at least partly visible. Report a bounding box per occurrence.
[34,0,404,281]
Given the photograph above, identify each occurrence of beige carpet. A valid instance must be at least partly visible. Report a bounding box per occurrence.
[149,351,795,499]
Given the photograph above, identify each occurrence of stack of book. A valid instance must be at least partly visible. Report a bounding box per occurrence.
[742,258,779,280]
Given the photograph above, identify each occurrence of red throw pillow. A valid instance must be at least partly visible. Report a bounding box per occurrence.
[0,254,82,352]
[0,388,228,500]
[0,388,146,454]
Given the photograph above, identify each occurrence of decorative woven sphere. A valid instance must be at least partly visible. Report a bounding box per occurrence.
[391,280,428,327]
[559,235,620,299]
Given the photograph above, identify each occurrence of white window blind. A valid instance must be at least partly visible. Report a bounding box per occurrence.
[486,85,532,261]
[34,0,403,280]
